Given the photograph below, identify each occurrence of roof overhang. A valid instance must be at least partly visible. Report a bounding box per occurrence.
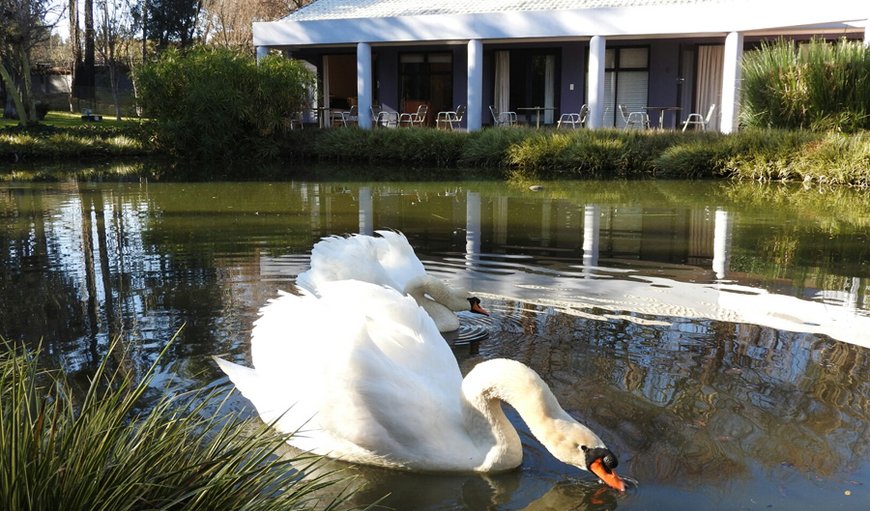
[253,1,867,49]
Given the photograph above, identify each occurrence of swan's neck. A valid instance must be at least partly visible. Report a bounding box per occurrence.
[461,358,603,472]
[404,275,465,332]
[405,275,467,310]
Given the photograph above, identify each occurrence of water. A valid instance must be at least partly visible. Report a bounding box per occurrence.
[1,174,869,510]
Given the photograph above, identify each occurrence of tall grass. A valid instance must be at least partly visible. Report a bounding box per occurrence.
[741,38,870,132]
[0,337,356,511]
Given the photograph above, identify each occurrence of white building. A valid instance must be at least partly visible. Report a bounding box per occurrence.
[252,0,869,131]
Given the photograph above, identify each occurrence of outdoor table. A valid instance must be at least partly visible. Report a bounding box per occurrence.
[517,106,556,128]
[645,106,682,130]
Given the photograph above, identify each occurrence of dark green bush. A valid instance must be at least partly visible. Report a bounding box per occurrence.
[136,47,315,161]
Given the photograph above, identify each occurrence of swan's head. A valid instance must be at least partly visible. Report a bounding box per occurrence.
[582,445,625,492]
[467,296,490,316]
[552,422,625,492]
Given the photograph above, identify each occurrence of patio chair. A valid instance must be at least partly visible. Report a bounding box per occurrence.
[489,105,517,127]
[436,105,465,130]
[682,103,716,132]
[618,104,650,130]
[399,104,428,127]
[289,111,304,130]
[557,104,589,129]
[334,105,358,127]
[371,105,399,128]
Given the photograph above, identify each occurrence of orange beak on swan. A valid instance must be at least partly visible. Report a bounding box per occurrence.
[589,457,626,492]
[583,446,626,492]
[468,297,490,316]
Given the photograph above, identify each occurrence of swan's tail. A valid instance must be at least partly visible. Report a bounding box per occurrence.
[214,357,290,426]
[214,357,261,401]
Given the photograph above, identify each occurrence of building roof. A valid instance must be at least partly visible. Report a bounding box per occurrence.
[287,0,726,21]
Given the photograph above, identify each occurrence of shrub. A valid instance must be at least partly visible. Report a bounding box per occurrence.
[741,38,870,132]
[136,47,315,161]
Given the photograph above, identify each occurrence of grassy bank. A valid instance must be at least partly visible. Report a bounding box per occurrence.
[1,112,153,161]
[0,337,354,511]
[303,127,870,186]
[2,115,869,187]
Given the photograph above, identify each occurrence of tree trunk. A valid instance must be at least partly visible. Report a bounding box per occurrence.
[69,0,81,111]
[19,47,36,124]
[83,0,96,103]
[0,63,29,126]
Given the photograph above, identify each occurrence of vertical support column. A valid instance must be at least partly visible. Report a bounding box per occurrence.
[720,31,744,134]
[586,36,606,129]
[466,39,484,132]
[357,42,373,129]
[255,46,269,62]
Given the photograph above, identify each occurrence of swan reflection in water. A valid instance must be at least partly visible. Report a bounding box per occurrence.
[267,433,628,511]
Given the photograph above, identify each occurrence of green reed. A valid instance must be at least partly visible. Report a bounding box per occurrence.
[0,337,357,511]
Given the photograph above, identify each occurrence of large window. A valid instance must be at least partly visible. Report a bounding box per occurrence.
[509,50,559,124]
[400,52,452,117]
[602,47,649,128]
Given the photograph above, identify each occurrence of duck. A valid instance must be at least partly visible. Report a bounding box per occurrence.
[214,280,625,491]
[295,230,489,332]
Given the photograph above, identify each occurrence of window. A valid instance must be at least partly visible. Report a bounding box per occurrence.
[602,47,649,128]
[509,50,559,124]
[400,52,453,115]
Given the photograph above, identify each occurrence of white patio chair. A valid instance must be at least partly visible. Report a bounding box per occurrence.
[557,104,589,129]
[436,105,465,130]
[489,105,517,127]
[399,104,428,127]
[618,104,650,130]
[335,105,358,127]
[682,103,716,132]
[371,105,399,128]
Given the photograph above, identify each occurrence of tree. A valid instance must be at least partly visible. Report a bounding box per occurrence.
[145,0,203,49]
[95,0,136,119]
[68,0,80,111]
[200,0,314,52]
[0,0,60,124]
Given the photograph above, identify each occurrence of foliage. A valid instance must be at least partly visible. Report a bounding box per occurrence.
[2,108,869,188]
[142,0,202,48]
[0,0,58,125]
[723,129,870,186]
[741,38,870,132]
[310,127,466,168]
[0,336,356,511]
[136,47,315,160]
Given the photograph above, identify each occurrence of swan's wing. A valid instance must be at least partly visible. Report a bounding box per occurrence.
[372,230,427,291]
[239,281,469,466]
[296,234,407,293]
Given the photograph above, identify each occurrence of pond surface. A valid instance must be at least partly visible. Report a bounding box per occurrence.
[1,174,869,510]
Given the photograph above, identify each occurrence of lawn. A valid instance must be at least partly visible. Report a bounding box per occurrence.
[0,110,145,129]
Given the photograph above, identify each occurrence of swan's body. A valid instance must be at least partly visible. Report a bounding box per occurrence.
[215,280,624,490]
[296,231,487,332]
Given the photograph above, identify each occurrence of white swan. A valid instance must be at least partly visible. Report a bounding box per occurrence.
[214,280,625,491]
[295,231,488,332]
